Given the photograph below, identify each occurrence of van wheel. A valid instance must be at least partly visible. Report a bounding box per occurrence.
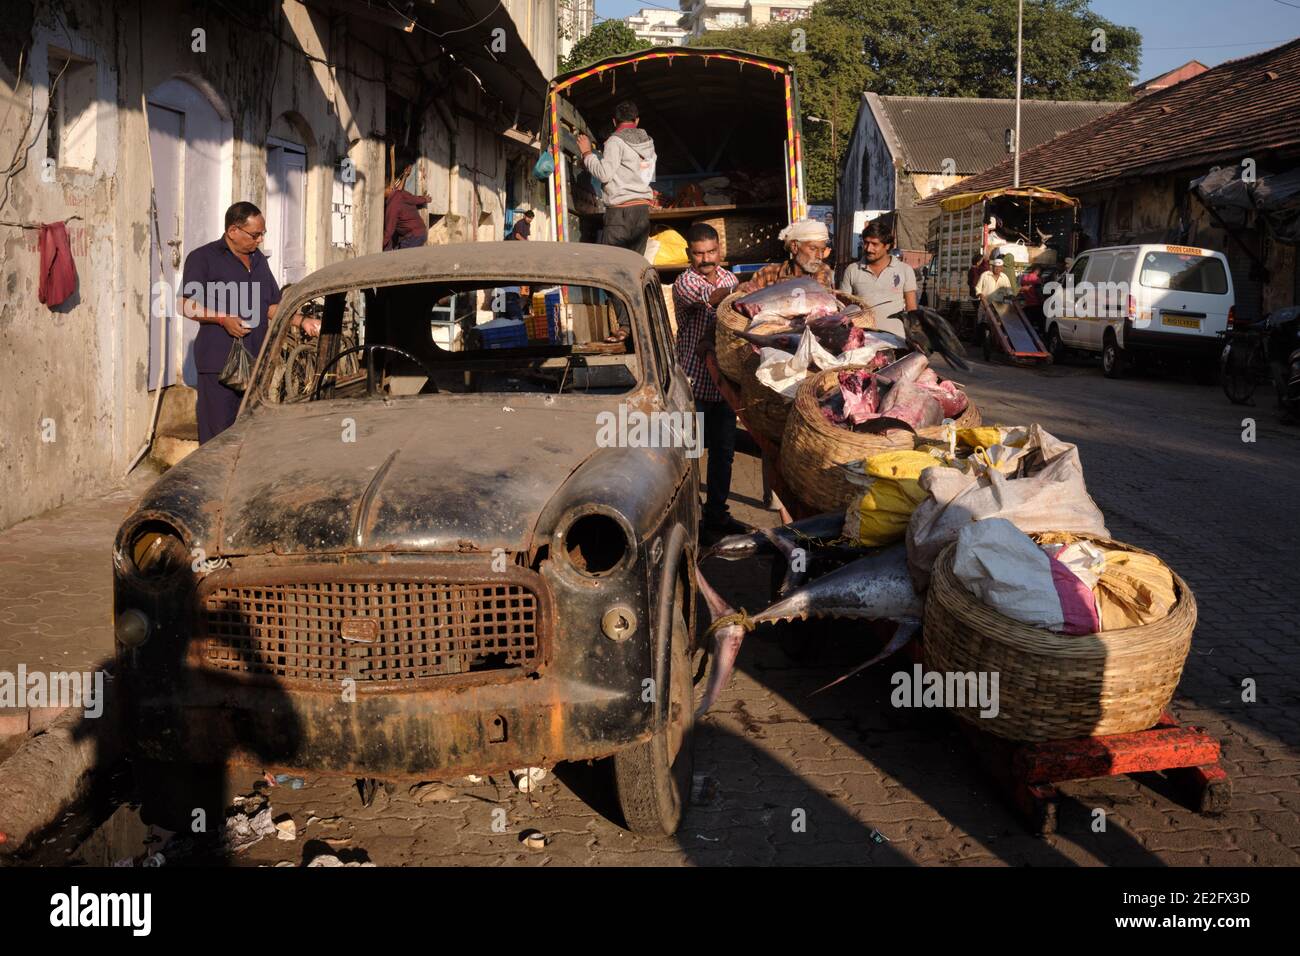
[1046,325,1065,363]
[613,580,695,835]
[1102,333,1126,379]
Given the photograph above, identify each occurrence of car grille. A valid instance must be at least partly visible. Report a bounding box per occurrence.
[200,577,542,685]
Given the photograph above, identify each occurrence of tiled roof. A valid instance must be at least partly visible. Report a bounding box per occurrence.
[871,94,1123,174]
[922,38,1300,205]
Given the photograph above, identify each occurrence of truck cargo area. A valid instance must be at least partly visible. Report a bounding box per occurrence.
[548,50,804,272]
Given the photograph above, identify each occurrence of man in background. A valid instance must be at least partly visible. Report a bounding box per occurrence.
[181,201,281,443]
[509,209,535,240]
[383,163,430,250]
[735,218,835,294]
[672,223,746,539]
[576,100,657,256]
[838,220,917,337]
[976,255,1015,303]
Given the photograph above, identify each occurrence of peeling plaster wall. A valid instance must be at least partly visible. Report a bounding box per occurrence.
[0,0,545,531]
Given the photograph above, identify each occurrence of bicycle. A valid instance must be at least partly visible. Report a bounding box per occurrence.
[1219,320,1269,405]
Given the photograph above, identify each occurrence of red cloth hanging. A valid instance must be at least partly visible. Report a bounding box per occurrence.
[38,221,78,308]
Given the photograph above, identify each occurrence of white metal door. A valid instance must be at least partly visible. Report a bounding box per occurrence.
[146,103,183,390]
[266,138,307,285]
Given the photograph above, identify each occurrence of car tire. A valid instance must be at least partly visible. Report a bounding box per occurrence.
[1046,324,1065,364]
[613,579,695,835]
[1102,333,1126,379]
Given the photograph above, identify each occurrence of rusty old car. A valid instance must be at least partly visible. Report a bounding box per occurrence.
[113,243,703,834]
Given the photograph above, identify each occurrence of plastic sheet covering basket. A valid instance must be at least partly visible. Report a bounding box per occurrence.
[922,534,1196,742]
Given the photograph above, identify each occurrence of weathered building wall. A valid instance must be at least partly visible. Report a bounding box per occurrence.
[904,171,964,205]
[0,0,548,531]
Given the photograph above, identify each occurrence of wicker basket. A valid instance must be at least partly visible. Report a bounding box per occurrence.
[714,289,872,386]
[738,372,792,446]
[779,364,982,514]
[923,534,1197,742]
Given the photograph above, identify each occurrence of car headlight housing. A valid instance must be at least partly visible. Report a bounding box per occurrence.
[556,509,634,577]
[118,520,190,581]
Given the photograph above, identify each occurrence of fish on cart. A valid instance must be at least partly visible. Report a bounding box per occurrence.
[695,544,923,714]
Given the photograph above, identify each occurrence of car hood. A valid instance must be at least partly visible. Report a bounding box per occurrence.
[215,399,606,556]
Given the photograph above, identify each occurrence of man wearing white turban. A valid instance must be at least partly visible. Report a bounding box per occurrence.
[735,217,835,293]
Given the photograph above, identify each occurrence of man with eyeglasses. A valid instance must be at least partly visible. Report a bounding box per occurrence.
[181,201,286,443]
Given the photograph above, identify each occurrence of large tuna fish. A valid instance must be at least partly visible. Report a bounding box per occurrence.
[695,545,923,715]
[734,277,840,321]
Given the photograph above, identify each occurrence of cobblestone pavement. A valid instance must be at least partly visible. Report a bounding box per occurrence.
[6,358,1300,866]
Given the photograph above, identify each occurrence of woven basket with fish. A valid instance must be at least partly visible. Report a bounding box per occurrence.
[727,290,878,446]
[715,284,872,388]
[780,361,981,514]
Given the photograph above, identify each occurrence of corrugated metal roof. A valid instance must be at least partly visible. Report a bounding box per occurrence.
[922,38,1300,206]
[873,94,1123,174]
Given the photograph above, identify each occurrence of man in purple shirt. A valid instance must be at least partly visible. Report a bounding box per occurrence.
[181,201,282,443]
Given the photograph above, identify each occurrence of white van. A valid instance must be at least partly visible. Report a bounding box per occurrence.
[1043,244,1236,378]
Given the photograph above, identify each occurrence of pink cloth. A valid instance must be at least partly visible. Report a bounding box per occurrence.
[38,221,77,308]
[1047,553,1100,635]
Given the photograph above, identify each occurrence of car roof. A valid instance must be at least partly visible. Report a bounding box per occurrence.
[279,242,656,304]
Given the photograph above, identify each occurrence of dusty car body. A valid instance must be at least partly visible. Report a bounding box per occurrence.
[113,243,701,832]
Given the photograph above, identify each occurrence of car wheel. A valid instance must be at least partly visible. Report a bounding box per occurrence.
[1046,324,1065,363]
[1102,333,1126,379]
[613,579,695,835]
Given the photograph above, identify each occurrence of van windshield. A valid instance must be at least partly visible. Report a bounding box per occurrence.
[1139,252,1228,294]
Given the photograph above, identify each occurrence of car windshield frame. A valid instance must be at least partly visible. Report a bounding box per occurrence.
[245,274,650,412]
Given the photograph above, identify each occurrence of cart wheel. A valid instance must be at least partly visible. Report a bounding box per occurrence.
[1199,776,1233,814]
[1023,783,1059,836]
[1046,324,1065,364]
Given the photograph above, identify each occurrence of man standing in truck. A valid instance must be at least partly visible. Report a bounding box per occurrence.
[575,101,657,255]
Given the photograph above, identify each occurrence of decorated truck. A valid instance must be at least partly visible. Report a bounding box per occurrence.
[544,48,808,287]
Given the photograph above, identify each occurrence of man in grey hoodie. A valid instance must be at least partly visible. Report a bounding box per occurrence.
[576,100,657,257]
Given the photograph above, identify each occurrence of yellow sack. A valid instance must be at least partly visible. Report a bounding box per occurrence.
[1094,548,1177,629]
[959,426,1029,450]
[650,227,689,267]
[843,450,948,547]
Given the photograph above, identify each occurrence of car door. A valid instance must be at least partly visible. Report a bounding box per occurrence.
[1106,248,1138,343]
[1080,252,1116,351]
[1062,254,1089,346]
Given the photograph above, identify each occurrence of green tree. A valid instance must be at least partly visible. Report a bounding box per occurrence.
[560,20,653,73]
[691,0,1141,202]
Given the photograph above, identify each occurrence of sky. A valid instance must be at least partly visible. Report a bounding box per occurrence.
[593,0,1300,83]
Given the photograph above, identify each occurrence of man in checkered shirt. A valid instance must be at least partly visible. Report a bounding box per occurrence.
[672,222,747,538]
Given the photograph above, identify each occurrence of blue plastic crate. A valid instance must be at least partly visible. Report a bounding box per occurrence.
[478,319,528,349]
